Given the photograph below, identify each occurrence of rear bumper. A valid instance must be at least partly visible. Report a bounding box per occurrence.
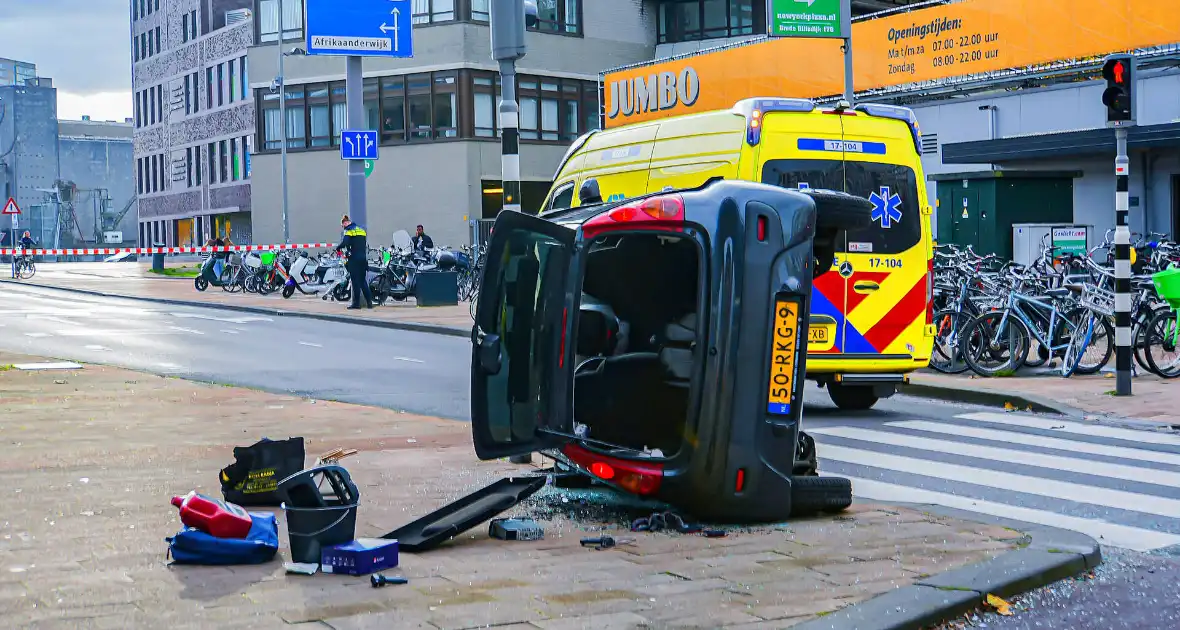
[806,354,930,374]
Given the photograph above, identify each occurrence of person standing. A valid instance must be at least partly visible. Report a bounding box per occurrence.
[336,215,374,310]
[411,225,434,252]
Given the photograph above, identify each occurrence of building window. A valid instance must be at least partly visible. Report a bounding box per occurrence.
[158,86,165,123]
[217,64,225,107]
[533,0,580,34]
[258,0,304,43]
[195,145,203,185]
[182,13,190,42]
[465,70,595,143]
[228,62,236,103]
[208,143,217,184]
[230,138,240,180]
[658,0,760,44]
[219,140,229,182]
[134,36,140,62]
[472,73,496,137]
[137,159,144,194]
[471,0,489,21]
[184,74,192,114]
[433,72,458,139]
[239,57,248,102]
[186,147,194,187]
[243,136,253,178]
[151,155,159,192]
[190,10,198,40]
[192,72,201,113]
[412,0,455,24]
[155,26,162,53]
[206,67,214,109]
[308,84,330,147]
[285,85,306,149]
[381,76,405,143]
[407,73,431,141]
[260,90,280,150]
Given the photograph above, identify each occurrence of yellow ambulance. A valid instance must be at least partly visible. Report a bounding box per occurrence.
[540,97,935,410]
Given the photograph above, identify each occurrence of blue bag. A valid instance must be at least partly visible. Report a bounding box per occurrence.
[166,512,279,565]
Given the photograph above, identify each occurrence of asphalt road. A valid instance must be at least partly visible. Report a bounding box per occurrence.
[0,283,472,419]
[4,282,1180,626]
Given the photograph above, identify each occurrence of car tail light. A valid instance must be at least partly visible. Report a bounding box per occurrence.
[926,257,934,325]
[582,194,685,238]
[735,468,746,493]
[756,216,767,242]
[562,444,663,496]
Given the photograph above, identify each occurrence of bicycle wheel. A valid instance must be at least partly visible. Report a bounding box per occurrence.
[1143,308,1180,378]
[1133,305,1168,373]
[1061,311,1094,378]
[960,311,1024,377]
[929,309,970,374]
[1059,307,1113,375]
[18,260,35,279]
[244,274,259,293]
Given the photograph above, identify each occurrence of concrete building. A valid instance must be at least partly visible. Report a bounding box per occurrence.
[131,0,256,248]
[59,118,138,246]
[0,58,37,87]
[246,0,655,248]
[0,77,60,245]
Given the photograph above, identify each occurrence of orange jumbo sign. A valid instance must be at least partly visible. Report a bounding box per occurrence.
[603,0,1180,127]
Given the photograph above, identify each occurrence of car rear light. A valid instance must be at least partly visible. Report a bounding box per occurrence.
[735,468,746,493]
[925,257,934,325]
[756,216,767,242]
[562,444,663,496]
[581,194,685,238]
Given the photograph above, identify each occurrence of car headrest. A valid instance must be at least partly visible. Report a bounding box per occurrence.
[577,298,619,358]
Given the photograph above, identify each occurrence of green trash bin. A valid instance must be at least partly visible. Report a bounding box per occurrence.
[259,251,276,267]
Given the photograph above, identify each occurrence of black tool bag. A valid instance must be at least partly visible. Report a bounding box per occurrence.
[219,437,306,506]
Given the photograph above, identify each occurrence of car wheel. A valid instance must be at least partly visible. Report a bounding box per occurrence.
[827,383,879,411]
[802,189,875,232]
[790,476,853,517]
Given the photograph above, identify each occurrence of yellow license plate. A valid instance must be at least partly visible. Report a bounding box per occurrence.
[809,326,830,344]
[767,299,802,416]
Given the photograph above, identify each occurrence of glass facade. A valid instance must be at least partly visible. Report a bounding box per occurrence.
[657,0,762,44]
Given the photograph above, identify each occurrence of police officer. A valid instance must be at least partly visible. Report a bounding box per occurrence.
[336,215,374,310]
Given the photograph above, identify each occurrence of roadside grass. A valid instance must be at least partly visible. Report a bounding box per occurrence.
[149,266,200,278]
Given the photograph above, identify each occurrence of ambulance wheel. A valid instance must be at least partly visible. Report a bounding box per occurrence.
[194,277,208,292]
[790,476,853,517]
[282,285,295,299]
[827,383,879,411]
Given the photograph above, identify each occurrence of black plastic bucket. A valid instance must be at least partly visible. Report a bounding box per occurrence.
[282,502,358,564]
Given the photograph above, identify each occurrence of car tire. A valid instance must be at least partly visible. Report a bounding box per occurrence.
[790,476,853,517]
[827,382,879,411]
[802,189,875,232]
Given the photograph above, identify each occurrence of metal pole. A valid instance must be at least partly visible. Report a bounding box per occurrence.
[345,56,368,227]
[499,60,521,214]
[841,0,853,103]
[1113,127,1132,396]
[278,0,290,243]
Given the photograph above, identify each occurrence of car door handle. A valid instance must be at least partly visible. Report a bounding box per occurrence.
[853,281,880,294]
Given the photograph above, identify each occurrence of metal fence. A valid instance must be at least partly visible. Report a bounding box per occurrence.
[469,219,495,248]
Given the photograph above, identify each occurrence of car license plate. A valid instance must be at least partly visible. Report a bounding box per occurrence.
[767,298,802,416]
[809,326,829,344]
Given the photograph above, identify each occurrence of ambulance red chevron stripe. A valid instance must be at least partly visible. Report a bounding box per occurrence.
[0,243,336,256]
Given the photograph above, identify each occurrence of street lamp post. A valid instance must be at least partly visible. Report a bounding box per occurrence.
[277,0,290,244]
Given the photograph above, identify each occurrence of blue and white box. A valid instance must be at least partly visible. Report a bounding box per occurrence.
[320,538,399,575]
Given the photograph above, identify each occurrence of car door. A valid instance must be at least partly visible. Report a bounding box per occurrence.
[471,211,577,460]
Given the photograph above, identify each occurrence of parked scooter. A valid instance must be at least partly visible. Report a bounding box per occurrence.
[281,251,351,301]
[194,254,227,291]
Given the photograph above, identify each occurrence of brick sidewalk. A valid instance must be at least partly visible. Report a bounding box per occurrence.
[11,262,471,333]
[0,353,1023,629]
[911,371,1180,424]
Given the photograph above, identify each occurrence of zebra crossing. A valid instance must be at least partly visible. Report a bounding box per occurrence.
[810,412,1180,552]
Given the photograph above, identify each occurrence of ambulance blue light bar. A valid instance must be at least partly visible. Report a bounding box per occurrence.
[853,103,923,155]
[735,98,816,147]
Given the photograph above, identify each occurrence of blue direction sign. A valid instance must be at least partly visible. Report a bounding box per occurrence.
[305,0,414,58]
[341,130,379,161]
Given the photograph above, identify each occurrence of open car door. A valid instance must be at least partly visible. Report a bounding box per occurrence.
[471,211,577,460]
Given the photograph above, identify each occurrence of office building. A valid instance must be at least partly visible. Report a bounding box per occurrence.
[0,77,60,245]
[59,118,138,246]
[131,0,256,247]
[247,0,654,248]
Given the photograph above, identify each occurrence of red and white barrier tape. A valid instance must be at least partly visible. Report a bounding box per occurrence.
[0,243,336,256]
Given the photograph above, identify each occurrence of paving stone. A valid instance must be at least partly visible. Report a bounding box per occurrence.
[534,611,651,629]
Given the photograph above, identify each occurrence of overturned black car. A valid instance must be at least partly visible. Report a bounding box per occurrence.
[470,178,873,523]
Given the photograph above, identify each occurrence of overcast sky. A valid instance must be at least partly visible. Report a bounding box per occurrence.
[0,0,132,122]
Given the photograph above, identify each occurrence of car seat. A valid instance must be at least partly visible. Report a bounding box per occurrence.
[658,313,697,385]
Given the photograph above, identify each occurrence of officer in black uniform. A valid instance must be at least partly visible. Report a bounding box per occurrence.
[335,215,374,310]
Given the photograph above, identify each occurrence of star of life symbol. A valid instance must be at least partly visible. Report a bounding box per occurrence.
[869,186,903,229]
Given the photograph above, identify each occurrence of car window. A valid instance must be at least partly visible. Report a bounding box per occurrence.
[477,228,571,445]
[548,183,575,211]
[761,159,922,255]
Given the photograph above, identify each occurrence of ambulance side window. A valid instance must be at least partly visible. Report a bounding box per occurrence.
[547,182,575,211]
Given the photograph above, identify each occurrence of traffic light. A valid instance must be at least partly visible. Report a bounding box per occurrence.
[1101,55,1135,123]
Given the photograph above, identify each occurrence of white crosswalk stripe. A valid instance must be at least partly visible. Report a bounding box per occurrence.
[810,411,1180,552]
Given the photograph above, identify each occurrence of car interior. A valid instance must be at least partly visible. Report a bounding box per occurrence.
[571,232,701,458]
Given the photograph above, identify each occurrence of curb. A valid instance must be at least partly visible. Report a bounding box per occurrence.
[900,380,1085,418]
[790,503,1102,630]
[0,279,472,339]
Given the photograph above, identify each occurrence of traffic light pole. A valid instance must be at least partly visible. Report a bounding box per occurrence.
[499,60,522,214]
[1114,128,1132,396]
